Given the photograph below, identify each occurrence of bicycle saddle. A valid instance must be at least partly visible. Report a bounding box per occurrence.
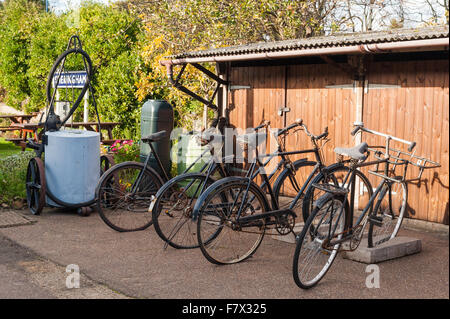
[141,130,167,143]
[334,142,368,161]
[197,133,224,146]
[236,132,267,148]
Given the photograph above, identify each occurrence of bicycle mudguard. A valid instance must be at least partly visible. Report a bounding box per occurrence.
[272,159,316,196]
[95,161,164,199]
[148,172,217,213]
[311,192,350,227]
[191,176,271,221]
[320,162,347,174]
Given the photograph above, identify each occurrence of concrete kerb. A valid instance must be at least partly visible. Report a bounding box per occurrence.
[401,218,449,237]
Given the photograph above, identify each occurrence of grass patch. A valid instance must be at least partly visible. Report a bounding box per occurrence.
[0,137,22,159]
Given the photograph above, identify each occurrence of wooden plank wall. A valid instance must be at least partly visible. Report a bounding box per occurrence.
[228,66,285,132]
[227,59,449,224]
[363,59,449,224]
[285,63,356,165]
[228,66,286,181]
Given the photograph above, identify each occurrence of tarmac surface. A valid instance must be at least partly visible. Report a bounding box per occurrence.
[0,208,448,299]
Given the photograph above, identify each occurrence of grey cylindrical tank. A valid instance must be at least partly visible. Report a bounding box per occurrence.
[140,100,173,177]
[44,129,100,206]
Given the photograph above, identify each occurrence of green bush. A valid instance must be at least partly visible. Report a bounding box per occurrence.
[0,151,35,205]
[0,1,152,141]
[26,12,71,113]
[95,49,146,139]
[108,139,140,163]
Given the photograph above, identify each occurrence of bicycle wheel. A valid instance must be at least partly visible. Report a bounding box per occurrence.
[273,160,317,222]
[151,173,217,249]
[197,179,268,265]
[96,161,163,232]
[302,165,373,229]
[368,180,407,247]
[25,157,46,215]
[293,194,347,289]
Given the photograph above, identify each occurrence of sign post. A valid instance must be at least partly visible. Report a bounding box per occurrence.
[52,71,89,124]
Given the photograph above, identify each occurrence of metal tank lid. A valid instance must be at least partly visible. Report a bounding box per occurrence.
[45,129,99,138]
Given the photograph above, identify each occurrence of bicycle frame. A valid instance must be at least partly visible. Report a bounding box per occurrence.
[333,159,389,236]
[231,138,326,222]
[131,137,212,195]
[318,122,417,245]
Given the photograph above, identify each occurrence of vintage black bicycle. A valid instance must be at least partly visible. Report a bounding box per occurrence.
[192,119,331,265]
[292,123,440,289]
[149,121,270,249]
[95,116,234,232]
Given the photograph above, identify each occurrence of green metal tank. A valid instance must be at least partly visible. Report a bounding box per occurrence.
[176,134,211,175]
[140,100,173,177]
[175,133,212,197]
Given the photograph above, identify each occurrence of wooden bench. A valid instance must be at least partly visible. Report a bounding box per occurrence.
[5,138,27,150]
[0,127,19,132]
[6,122,123,150]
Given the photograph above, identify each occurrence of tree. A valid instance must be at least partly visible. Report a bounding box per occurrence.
[0,0,43,109]
[127,0,340,129]
[0,0,147,139]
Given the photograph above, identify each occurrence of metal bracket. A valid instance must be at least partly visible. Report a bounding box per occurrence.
[277,107,290,116]
[364,80,401,93]
[167,63,230,111]
[326,80,401,93]
[229,85,251,90]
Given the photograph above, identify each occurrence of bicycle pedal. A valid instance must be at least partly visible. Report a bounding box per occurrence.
[369,216,383,227]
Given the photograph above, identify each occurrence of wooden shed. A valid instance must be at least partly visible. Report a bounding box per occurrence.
[163,26,449,225]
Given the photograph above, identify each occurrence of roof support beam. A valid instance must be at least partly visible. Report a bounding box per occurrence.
[319,55,357,79]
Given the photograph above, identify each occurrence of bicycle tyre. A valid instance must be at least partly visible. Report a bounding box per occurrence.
[96,161,163,232]
[151,172,219,249]
[196,178,269,265]
[293,193,347,289]
[367,180,407,247]
[273,159,317,222]
[302,164,373,226]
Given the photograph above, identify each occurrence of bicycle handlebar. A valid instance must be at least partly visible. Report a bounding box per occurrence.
[352,122,416,152]
[351,124,361,136]
[275,118,302,137]
[408,141,416,152]
[274,118,328,142]
[302,123,328,141]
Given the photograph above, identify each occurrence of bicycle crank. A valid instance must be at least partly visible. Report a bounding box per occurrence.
[274,211,296,235]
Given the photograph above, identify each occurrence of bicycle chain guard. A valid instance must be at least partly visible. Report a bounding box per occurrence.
[274,211,296,235]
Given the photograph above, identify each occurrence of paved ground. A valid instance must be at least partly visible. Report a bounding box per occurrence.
[0,208,448,299]
[0,234,128,299]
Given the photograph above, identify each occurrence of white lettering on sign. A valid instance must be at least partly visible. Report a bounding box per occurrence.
[53,71,88,88]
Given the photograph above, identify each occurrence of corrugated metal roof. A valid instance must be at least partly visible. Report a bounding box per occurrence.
[171,25,449,59]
